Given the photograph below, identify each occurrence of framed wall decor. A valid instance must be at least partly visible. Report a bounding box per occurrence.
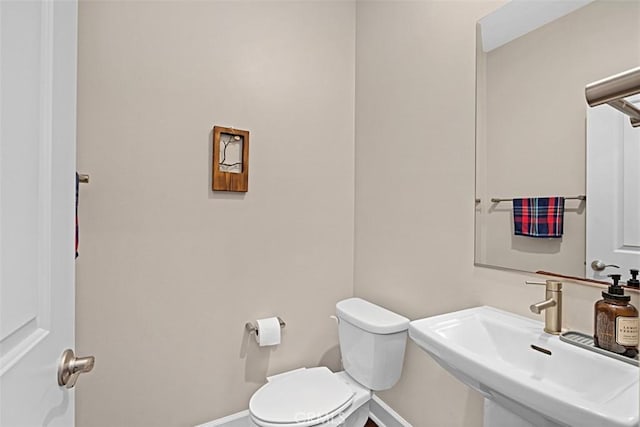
[212,126,249,192]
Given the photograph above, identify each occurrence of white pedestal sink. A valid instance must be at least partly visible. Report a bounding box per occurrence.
[409,306,639,427]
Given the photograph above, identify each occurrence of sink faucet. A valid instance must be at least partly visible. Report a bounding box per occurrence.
[526,280,563,334]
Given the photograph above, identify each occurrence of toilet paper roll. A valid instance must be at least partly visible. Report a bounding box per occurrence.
[255,317,281,346]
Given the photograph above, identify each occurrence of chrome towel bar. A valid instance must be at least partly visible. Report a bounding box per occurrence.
[491,195,585,203]
[586,66,640,128]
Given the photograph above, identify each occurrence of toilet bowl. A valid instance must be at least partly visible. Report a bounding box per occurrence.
[249,368,371,427]
[249,298,410,427]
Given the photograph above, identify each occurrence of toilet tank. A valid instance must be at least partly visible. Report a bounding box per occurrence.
[336,298,409,391]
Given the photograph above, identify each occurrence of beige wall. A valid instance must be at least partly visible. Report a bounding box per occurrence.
[476,1,640,277]
[354,1,638,426]
[77,1,639,427]
[76,2,355,426]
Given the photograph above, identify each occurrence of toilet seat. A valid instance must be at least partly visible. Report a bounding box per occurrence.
[249,367,355,427]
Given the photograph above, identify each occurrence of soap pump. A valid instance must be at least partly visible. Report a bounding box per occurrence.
[594,274,639,358]
[628,269,639,288]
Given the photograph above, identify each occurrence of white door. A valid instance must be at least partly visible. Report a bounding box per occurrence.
[0,1,81,426]
[586,99,640,282]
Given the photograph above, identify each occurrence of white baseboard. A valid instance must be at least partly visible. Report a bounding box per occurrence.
[195,410,250,427]
[195,396,411,427]
[370,395,412,427]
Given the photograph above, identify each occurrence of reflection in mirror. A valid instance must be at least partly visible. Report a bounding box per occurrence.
[475,0,640,282]
[586,93,640,282]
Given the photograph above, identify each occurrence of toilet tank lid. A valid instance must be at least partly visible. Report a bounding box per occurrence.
[336,298,409,334]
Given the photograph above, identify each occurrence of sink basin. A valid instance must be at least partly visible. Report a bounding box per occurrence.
[409,306,639,427]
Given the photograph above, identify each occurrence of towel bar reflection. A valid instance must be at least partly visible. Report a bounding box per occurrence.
[245,317,286,335]
[491,195,585,203]
[78,174,90,184]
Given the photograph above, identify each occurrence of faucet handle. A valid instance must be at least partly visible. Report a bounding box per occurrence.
[525,280,562,291]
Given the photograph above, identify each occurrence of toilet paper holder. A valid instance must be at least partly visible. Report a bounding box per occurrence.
[245,317,286,336]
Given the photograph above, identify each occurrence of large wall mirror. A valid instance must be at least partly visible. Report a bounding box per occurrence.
[475,0,640,283]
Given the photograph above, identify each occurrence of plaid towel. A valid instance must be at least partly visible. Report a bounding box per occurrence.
[513,197,565,238]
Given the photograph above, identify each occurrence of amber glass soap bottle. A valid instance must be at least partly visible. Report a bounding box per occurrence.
[594,274,639,358]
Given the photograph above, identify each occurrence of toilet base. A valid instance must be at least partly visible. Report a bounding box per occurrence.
[332,371,371,427]
[337,400,370,427]
[249,370,372,427]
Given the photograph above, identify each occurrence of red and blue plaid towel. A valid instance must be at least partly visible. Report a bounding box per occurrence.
[513,197,565,238]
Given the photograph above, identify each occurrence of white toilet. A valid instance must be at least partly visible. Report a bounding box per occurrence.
[249,298,410,427]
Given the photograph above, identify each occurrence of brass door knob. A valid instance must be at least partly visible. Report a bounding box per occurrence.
[58,349,95,388]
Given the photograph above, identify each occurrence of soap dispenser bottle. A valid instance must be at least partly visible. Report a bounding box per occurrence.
[594,274,639,358]
[628,269,639,288]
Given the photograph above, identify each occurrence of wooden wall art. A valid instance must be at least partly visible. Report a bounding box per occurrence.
[212,126,249,192]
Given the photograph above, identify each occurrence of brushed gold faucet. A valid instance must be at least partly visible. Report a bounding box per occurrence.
[526,280,563,334]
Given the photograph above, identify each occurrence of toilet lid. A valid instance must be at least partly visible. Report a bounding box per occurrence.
[250,367,354,426]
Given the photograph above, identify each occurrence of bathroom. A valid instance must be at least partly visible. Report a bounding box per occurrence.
[1,0,639,426]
